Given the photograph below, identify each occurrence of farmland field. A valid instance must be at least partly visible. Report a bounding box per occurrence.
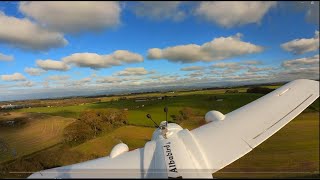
[215,112,319,178]
[19,92,263,126]
[0,112,75,163]
[71,126,155,157]
[1,85,319,178]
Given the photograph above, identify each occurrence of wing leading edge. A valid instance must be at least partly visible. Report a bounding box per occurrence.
[28,148,144,178]
[190,79,319,173]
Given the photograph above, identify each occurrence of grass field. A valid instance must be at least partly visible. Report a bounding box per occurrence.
[215,112,319,178]
[19,92,263,127]
[71,126,155,157]
[66,112,319,178]
[2,86,319,178]
[31,111,318,179]
[0,112,75,163]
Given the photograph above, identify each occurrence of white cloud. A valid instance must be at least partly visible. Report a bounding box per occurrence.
[24,67,46,76]
[180,66,205,71]
[46,75,70,81]
[274,66,319,82]
[0,11,67,51]
[247,66,274,72]
[242,60,262,65]
[188,71,204,77]
[131,1,185,21]
[63,50,143,69]
[96,76,121,84]
[66,77,92,87]
[211,62,241,69]
[0,52,13,61]
[112,50,144,63]
[195,1,277,28]
[282,54,319,68]
[19,1,121,33]
[79,77,91,83]
[36,59,70,71]
[115,67,154,76]
[281,31,319,54]
[147,33,263,63]
[1,73,26,81]
[21,81,34,87]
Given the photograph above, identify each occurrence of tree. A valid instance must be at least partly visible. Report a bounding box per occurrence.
[174,107,194,123]
[80,110,103,137]
[63,109,129,146]
[99,109,128,127]
[63,121,93,145]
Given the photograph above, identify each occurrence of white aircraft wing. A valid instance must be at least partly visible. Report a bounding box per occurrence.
[27,79,319,178]
[28,148,145,178]
[190,79,319,173]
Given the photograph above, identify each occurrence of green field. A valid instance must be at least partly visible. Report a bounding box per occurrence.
[1,87,319,178]
[40,112,319,178]
[71,126,155,157]
[215,112,319,178]
[0,112,75,163]
[19,92,263,127]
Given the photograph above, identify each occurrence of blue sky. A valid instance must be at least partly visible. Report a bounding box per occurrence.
[0,1,319,101]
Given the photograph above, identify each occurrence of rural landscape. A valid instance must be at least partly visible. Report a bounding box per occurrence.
[0,82,319,178]
[0,1,319,178]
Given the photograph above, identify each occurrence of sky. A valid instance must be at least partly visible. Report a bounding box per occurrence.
[0,1,319,101]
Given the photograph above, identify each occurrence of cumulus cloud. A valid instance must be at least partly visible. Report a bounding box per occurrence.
[0,52,14,61]
[274,66,319,82]
[19,1,121,33]
[188,71,204,77]
[36,59,70,71]
[96,76,121,84]
[211,62,243,69]
[242,60,262,65]
[247,66,274,72]
[67,77,92,87]
[282,54,319,68]
[131,1,185,21]
[0,11,67,51]
[1,73,26,81]
[147,33,263,63]
[281,31,319,54]
[115,67,154,76]
[270,54,320,81]
[180,66,205,71]
[195,1,277,28]
[46,75,70,81]
[63,50,143,69]
[24,67,46,76]
[21,81,35,87]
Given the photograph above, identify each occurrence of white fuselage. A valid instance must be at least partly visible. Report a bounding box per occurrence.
[145,121,212,178]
